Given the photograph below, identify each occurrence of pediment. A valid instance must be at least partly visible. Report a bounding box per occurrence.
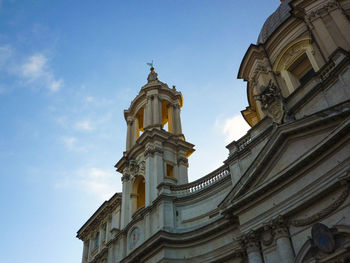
[219,107,350,210]
[252,125,334,187]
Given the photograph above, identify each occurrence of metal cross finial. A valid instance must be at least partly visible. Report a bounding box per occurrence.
[146,60,154,69]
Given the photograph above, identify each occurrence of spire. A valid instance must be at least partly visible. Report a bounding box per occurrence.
[147,67,158,83]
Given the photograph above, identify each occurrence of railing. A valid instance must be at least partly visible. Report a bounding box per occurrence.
[237,134,252,151]
[169,165,230,195]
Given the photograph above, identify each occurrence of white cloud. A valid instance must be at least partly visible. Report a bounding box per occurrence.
[56,167,120,201]
[62,136,87,151]
[75,120,94,131]
[216,114,250,143]
[22,54,46,79]
[85,96,95,103]
[21,53,63,92]
[49,78,63,92]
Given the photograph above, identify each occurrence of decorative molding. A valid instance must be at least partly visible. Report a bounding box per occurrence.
[144,144,164,157]
[239,230,261,253]
[290,181,350,227]
[306,1,340,23]
[262,215,289,246]
[177,157,188,166]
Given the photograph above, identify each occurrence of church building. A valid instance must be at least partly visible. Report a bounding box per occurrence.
[77,0,350,262]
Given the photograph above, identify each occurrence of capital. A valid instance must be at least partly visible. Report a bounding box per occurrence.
[240,230,261,253]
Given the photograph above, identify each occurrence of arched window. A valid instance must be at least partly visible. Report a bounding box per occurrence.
[131,175,145,213]
[274,36,321,96]
[136,108,144,138]
[161,100,176,133]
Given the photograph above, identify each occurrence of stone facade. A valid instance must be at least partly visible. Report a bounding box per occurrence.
[77,0,350,262]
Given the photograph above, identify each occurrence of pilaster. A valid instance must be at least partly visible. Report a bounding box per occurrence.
[82,241,89,263]
[120,174,131,229]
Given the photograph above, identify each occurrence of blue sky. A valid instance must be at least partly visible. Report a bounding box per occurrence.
[0,1,281,262]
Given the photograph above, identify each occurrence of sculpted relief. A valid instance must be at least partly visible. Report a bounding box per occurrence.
[254,79,286,124]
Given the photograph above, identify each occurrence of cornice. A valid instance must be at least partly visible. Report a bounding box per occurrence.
[290,177,350,227]
[120,217,237,263]
[77,193,122,240]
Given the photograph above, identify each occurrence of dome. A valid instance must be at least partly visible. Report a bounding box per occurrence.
[257,0,293,44]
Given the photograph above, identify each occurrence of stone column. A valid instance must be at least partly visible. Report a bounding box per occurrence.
[153,95,161,127]
[272,217,294,263]
[82,241,89,263]
[131,118,138,146]
[274,226,294,263]
[246,242,263,263]
[174,104,182,135]
[241,232,263,263]
[126,118,132,151]
[146,96,153,129]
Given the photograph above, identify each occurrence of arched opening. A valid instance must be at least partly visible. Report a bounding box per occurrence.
[161,100,175,133]
[132,175,145,212]
[287,53,315,86]
[274,36,321,96]
[136,108,144,138]
[136,178,145,209]
[161,100,169,130]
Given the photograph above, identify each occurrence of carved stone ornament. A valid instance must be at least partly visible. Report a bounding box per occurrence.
[311,223,336,254]
[290,181,350,227]
[262,215,289,246]
[254,80,285,124]
[123,160,146,181]
[239,230,261,253]
[144,144,163,157]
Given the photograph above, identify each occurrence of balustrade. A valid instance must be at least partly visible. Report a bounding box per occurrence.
[169,165,230,195]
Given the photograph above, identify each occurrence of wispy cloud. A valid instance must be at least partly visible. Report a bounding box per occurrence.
[62,136,87,151]
[216,114,250,143]
[21,53,63,92]
[75,120,94,131]
[55,167,120,201]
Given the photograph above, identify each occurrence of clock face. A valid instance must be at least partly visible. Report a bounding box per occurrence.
[129,227,140,249]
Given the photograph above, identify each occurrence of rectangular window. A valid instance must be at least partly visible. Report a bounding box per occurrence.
[288,53,315,86]
[94,232,100,249]
[103,224,107,242]
[166,164,174,177]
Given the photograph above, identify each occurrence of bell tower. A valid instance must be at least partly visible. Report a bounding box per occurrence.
[115,67,195,228]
